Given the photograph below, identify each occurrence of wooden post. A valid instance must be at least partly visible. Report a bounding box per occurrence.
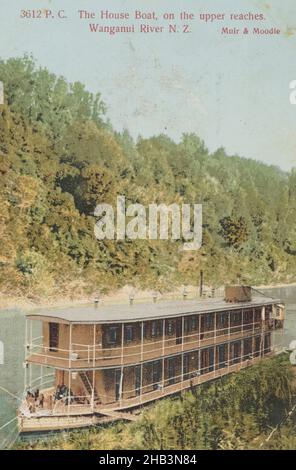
[241,339,244,365]
[29,320,32,388]
[140,322,144,403]
[181,316,184,390]
[69,324,72,369]
[181,353,184,391]
[119,365,124,406]
[162,357,165,392]
[91,324,96,411]
[260,307,265,357]
[68,370,71,416]
[162,319,165,356]
[162,319,166,393]
[253,308,255,334]
[120,324,124,406]
[68,323,72,416]
[140,362,143,403]
[141,322,144,362]
[121,323,124,366]
[24,319,28,392]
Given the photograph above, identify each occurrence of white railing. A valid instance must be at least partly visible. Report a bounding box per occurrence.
[25,320,273,365]
[21,346,273,418]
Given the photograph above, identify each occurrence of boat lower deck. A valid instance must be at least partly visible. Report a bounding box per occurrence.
[19,354,271,433]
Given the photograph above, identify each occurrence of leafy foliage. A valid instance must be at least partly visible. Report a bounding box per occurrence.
[1,56,296,300]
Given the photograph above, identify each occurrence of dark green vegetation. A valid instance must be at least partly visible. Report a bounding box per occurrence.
[16,356,296,450]
[1,56,296,300]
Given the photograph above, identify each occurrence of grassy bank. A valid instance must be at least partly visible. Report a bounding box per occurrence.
[15,355,296,450]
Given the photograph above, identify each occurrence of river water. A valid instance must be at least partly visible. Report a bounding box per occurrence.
[0,286,296,448]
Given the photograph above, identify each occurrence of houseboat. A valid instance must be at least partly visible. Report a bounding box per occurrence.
[18,285,285,433]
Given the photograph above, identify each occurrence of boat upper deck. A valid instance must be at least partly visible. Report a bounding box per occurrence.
[26,296,279,324]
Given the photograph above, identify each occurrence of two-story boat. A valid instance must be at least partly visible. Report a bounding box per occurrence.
[18,285,285,433]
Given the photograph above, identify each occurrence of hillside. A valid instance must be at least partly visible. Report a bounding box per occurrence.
[1,56,296,302]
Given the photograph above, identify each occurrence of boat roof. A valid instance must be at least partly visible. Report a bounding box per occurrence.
[26,296,280,324]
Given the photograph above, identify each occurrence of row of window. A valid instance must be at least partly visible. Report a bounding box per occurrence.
[112,334,272,397]
[104,307,270,345]
[47,307,272,350]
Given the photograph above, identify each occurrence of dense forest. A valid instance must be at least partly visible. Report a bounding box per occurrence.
[16,356,296,450]
[1,56,296,301]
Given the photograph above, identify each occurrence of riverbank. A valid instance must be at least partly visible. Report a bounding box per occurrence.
[0,280,295,312]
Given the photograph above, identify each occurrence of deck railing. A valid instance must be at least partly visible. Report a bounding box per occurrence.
[21,347,273,419]
[26,319,274,367]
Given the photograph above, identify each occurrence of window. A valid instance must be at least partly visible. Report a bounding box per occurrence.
[231,341,241,364]
[243,338,252,359]
[230,310,242,334]
[254,308,262,322]
[183,354,190,380]
[264,334,271,353]
[151,321,157,337]
[115,369,121,401]
[152,360,161,389]
[192,316,197,330]
[265,307,271,321]
[151,320,161,337]
[216,312,228,335]
[135,366,141,396]
[168,358,175,385]
[167,320,175,336]
[254,336,261,356]
[124,325,133,343]
[205,313,214,331]
[49,323,59,352]
[107,326,118,345]
[208,347,215,372]
[232,311,242,325]
[217,344,226,369]
[185,315,197,332]
[200,348,215,374]
[243,309,253,331]
[143,322,149,338]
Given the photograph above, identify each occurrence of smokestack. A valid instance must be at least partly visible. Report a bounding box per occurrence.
[199,270,203,297]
